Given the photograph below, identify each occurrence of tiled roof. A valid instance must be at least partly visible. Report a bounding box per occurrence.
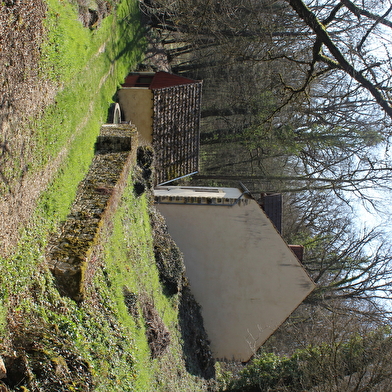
[122,71,199,89]
[120,72,202,185]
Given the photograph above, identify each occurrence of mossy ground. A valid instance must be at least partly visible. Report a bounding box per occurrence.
[1,173,215,391]
[0,1,216,390]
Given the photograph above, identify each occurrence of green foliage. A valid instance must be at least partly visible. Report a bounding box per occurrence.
[1,174,211,390]
[225,351,301,391]
[225,327,392,392]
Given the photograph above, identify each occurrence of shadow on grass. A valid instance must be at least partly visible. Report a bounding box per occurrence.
[178,286,216,379]
[111,0,147,64]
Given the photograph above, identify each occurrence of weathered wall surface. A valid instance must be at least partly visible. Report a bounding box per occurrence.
[46,124,138,301]
[118,88,153,144]
[155,187,315,361]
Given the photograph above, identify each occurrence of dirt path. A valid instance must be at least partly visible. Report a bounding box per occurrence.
[0,2,120,256]
[0,1,56,255]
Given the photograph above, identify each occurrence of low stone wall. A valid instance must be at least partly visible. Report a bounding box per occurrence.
[46,124,138,301]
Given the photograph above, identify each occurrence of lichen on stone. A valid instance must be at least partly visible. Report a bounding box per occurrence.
[46,124,138,301]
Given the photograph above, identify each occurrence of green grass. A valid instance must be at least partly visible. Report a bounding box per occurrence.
[97,185,212,391]
[1,0,145,283]
[35,0,145,225]
[1,176,212,390]
[41,1,93,83]
[100,191,157,390]
[0,0,143,385]
[0,0,139,316]
[0,1,215,390]
[29,0,142,218]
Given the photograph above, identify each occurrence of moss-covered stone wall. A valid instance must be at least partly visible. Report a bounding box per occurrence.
[46,124,138,301]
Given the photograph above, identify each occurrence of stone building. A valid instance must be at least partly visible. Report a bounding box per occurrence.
[118,71,202,185]
[154,185,315,361]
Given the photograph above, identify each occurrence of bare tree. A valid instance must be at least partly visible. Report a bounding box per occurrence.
[282,0,392,127]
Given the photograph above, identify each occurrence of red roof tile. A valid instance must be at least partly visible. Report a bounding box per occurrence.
[121,72,199,89]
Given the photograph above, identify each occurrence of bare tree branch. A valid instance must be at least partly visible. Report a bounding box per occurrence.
[286,0,392,119]
[340,0,392,28]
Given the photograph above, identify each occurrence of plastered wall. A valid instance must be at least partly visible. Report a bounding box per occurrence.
[155,192,315,361]
[118,88,153,144]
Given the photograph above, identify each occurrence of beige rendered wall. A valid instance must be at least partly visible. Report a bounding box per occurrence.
[155,193,315,361]
[118,88,153,144]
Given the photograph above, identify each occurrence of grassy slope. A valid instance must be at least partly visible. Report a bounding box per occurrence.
[0,1,213,391]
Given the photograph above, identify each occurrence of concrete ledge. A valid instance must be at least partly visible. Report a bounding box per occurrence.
[95,123,136,152]
[46,124,138,301]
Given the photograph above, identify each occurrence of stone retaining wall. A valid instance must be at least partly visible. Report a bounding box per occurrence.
[46,124,138,301]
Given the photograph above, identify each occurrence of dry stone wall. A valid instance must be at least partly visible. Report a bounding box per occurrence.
[46,124,138,301]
